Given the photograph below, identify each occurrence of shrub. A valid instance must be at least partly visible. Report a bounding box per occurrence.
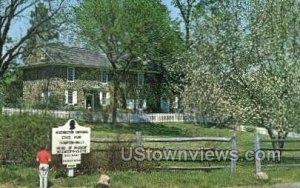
[245,126,255,132]
[32,95,63,110]
[0,115,63,166]
[0,88,4,109]
[79,143,137,173]
[78,142,158,174]
[0,115,158,174]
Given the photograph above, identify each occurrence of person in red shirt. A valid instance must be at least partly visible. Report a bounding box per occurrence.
[36,145,51,188]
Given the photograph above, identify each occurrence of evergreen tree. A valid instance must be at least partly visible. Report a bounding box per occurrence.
[23,2,60,60]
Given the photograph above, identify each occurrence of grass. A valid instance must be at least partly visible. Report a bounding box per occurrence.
[2,165,300,188]
[1,121,300,187]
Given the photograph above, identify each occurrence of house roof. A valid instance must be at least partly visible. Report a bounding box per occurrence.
[22,44,112,68]
[21,44,162,73]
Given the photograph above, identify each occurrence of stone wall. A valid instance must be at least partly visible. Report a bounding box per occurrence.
[22,65,165,112]
[22,66,109,110]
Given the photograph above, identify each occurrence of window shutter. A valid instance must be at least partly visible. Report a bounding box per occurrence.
[106,92,110,105]
[65,90,68,104]
[174,97,178,109]
[99,92,103,105]
[73,91,77,105]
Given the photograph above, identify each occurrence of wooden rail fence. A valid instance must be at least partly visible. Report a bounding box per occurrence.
[91,131,237,173]
[254,130,300,174]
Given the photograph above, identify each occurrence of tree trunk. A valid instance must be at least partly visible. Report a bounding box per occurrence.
[185,23,190,47]
[267,128,288,162]
[111,77,119,128]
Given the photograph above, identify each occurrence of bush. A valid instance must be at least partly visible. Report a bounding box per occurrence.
[0,115,63,166]
[79,143,137,173]
[0,115,158,174]
[32,95,63,110]
[0,88,4,109]
[78,142,158,174]
[245,126,255,132]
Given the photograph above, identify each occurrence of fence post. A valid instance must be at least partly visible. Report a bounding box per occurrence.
[136,131,142,172]
[254,129,262,174]
[230,133,237,173]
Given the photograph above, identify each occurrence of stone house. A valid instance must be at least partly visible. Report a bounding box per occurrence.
[21,44,172,112]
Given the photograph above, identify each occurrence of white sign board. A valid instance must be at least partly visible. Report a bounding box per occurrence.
[52,119,91,155]
[62,153,81,165]
[52,119,91,175]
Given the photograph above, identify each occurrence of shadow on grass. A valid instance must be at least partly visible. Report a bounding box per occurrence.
[92,123,187,137]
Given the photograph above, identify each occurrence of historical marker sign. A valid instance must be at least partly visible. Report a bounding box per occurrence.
[52,119,91,176]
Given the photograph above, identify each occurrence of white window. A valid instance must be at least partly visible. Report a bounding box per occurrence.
[102,92,107,105]
[137,98,146,109]
[41,91,51,98]
[126,99,134,110]
[101,71,108,83]
[100,91,110,106]
[65,90,77,105]
[68,90,73,104]
[174,97,179,109]
[67,67,75,82]
[137,73,144,86]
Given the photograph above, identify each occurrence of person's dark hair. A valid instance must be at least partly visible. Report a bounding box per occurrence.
[40,144,46,150]
[70,119,75,130]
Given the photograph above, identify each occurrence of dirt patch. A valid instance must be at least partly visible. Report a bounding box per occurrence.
[0,183,26,188]
[271,183,300,188]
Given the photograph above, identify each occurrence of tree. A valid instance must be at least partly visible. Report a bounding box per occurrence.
[178,0,243,125]
[1,61,23,108]
[180,0,300,150]
[170,0,207,112]
[75,0,181,127]
[234,0,300,150]
[0,0,66,78]
[22,2,61,60]
[172,0,200,47]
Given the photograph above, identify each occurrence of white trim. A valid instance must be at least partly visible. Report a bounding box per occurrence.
[65,90,77,105]
[65,90,68,104]
[100,91,109,106]
[106,92,110,105]
[41,91,51,98]
[72,91,77,105]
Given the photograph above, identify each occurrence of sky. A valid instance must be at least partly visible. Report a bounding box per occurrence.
[162,0,180,19]
[9,0,180,42]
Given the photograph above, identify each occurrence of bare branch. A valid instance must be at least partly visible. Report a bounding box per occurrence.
[13,1,37,18]
[0,0,66,77]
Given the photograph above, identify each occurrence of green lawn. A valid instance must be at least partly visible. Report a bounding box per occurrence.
[1,122,300,187]
[2,164,300,188]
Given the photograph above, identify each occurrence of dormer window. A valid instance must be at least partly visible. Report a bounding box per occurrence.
[101,71,108,84]
[137,72,144,86]
[67,67,75,82]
